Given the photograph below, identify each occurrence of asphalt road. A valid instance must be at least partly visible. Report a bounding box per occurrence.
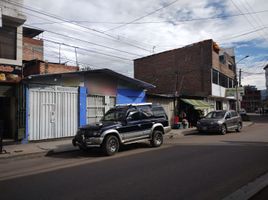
[1,114,268,200]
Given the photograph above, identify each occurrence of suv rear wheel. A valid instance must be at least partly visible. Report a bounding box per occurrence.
[151,130,163,147]
[102,135,119,156]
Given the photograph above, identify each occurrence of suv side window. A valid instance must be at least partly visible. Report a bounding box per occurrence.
[140,111,149,119]
[137,105,153,117]
[127,111,141,121]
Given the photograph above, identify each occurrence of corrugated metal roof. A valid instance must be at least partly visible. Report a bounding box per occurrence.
[24,68,155,89]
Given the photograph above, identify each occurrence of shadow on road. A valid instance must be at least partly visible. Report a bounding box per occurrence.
[45,142,152,159]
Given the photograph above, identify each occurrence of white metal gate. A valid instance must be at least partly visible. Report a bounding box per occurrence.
[29,86,78,141]
[86,95,116,124]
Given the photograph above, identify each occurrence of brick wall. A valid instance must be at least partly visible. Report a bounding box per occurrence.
[134,40,213,97]
[23,37,44,61]
[39,62,79,74]
[23,60,79,77]
[213,51,235,79]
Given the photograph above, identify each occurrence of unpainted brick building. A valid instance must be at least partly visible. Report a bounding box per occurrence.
[22,27,78,77]
[134,39,237,121]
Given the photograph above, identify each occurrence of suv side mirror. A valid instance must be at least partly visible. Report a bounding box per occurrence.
[225,115,231,119]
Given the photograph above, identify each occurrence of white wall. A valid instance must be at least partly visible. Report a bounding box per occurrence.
[212,83,226,97]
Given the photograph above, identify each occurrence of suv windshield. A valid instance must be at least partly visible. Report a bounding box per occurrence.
[101,108,126,122]
[205,111,226,119]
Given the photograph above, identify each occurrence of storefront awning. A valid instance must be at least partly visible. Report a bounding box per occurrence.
[181,98,213,110]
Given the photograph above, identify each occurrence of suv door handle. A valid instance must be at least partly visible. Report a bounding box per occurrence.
[138,124,141,127]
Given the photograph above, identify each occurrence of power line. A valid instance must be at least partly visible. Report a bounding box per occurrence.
[28,9,268,26]
[24,24,145,57]
[0,27,136,62]
[230,0,268,42]
[103,0,179,32]
[43,38,133,61]
[219,26,267,41]
[2,0,152,52]
[3,4,151,56]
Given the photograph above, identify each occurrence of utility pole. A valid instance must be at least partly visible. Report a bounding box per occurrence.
[235,55,249,112]
[239,68,242,87]
[174,71,179,119]
[75,47,79,67]
[59,44,61,64]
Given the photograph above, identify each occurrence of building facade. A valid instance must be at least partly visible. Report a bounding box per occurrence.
[134,39,237,125]
[0,1,26,141]
[241,85,262,112]
[22,69,153,141]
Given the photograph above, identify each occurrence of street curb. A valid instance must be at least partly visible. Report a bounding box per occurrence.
[0,147,79,161]
[164,128,197,139]
[223,171,268,200]
[0,151,47,161]
[245,121,254,127]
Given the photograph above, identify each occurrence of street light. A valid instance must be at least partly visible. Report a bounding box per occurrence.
[235,55,249,112]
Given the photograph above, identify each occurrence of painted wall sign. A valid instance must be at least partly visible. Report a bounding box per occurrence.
[0,65,22,74]
[0,65,22,82]
[225,87,245,97]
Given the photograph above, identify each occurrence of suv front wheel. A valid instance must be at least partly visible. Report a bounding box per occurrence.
[151,130,163,147]
[102,135,119,156]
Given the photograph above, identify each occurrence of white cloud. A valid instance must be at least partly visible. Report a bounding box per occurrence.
[18,0,268,89]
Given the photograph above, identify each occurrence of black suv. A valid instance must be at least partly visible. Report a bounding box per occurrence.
[72,103,170,156]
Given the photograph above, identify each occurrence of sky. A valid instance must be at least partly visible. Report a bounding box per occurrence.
[9,0,268,89]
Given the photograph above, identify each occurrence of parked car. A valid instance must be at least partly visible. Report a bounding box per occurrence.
[239,108,250,121]
[72,103,170,156]
[239,108,247,115]
[196,110,242,134]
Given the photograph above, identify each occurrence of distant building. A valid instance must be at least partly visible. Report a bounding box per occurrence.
[134,39,237,125]
[22,27,79,77]
[23,27,44,61]
[241,85,261,112]
[264,64,268,92]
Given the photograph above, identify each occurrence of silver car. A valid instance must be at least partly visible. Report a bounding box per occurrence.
[197,110,242,134]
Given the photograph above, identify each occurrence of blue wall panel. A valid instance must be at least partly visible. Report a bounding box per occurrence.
[117,89,146,104]
[22,86,29,144]
[79,87,87,126]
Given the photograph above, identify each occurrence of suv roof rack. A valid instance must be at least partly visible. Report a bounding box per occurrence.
[116,103,152,107]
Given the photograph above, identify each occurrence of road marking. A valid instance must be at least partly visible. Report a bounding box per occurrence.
[223,171,268,200]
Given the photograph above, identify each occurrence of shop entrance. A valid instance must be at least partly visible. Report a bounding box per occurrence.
[216,101,223,110]
[0,97,14,139]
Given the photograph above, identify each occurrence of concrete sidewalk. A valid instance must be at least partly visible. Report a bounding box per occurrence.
[0,138,78,160]
[0,121,254,160]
